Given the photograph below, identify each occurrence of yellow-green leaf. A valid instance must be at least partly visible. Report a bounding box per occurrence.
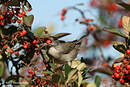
[23,15,34,26]
[78,71,83,87]
[0,61,4,77]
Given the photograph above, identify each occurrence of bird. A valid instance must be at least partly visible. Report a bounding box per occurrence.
[46,33,86,64]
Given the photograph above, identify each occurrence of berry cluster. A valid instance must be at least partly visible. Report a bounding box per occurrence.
[27,69,48,87]
[0,2,32,26]
[112,50,130,85]
[60,8,67,21]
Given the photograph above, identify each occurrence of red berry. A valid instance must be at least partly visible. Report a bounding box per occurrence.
[126,49,130,55]
[3,45,7,49]
[9,11,14,15]
[114,73,120,79]
[12,19,16,23]
[60,15,65,21]
[62,8,67,13]
[104,40,110,47]
[28,8,32,11]
[123,59,127,64]
[0,15,4,20]
[43,81,47,85]
[22,11,26,16]
[112,75,114,78]
[115,69,120,74]
[22,29,27,35]
[24,44,28,49]
[89,25,94,31]
[86,19,93,22]
[46,40,52,44]
[30,85,35,87]
[20,32,24,37]
[9,49,14,53]
[14,51,19,56]
[115,66,120,70]
[18,13,23,18]
[1,22,4,26]
[16,20,21,23]
[28,69,33,73]
[2,12,6,15]
[33,40,37,44]
[126,65,130,70]
[120,79,125,84]
[36,78,40,83]
[112,64,116,68]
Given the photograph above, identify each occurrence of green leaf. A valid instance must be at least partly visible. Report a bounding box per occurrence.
[0,62,4,77]
[117,2,130,10]
[50,63,57,71]
[64,64,71,79]
[53,33,71,39]
[113,41,127,54]
[95,75,101,87]
[5,75,23,82]
[23,15,34,26]
[103,28,127,38]
[1,5,7,13]
[42,71,53,75]
[34,27,48,38]
[7,0,20,6]
[52,74,60,83]
[66,69,77,84]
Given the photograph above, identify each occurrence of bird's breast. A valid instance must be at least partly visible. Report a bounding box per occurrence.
[48,47,60,58]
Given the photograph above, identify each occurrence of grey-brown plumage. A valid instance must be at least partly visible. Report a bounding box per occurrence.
[47,35,86,64]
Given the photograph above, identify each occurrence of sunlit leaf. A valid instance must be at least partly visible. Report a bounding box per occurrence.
[122,16,130,37]
[87,82,96,87]
[77,63,86,71]
[66,69,77,84]
[78,71,83,87]
[71,60,81,68]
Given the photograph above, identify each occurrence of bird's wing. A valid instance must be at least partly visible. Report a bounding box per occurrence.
[55,42,76,54]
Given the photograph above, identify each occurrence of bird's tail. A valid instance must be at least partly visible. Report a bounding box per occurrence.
[74,35,86,44]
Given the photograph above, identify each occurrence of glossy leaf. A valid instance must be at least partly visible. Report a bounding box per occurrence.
[65,64,71,79]
[103,28,127,38]
[53,33,71,39]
